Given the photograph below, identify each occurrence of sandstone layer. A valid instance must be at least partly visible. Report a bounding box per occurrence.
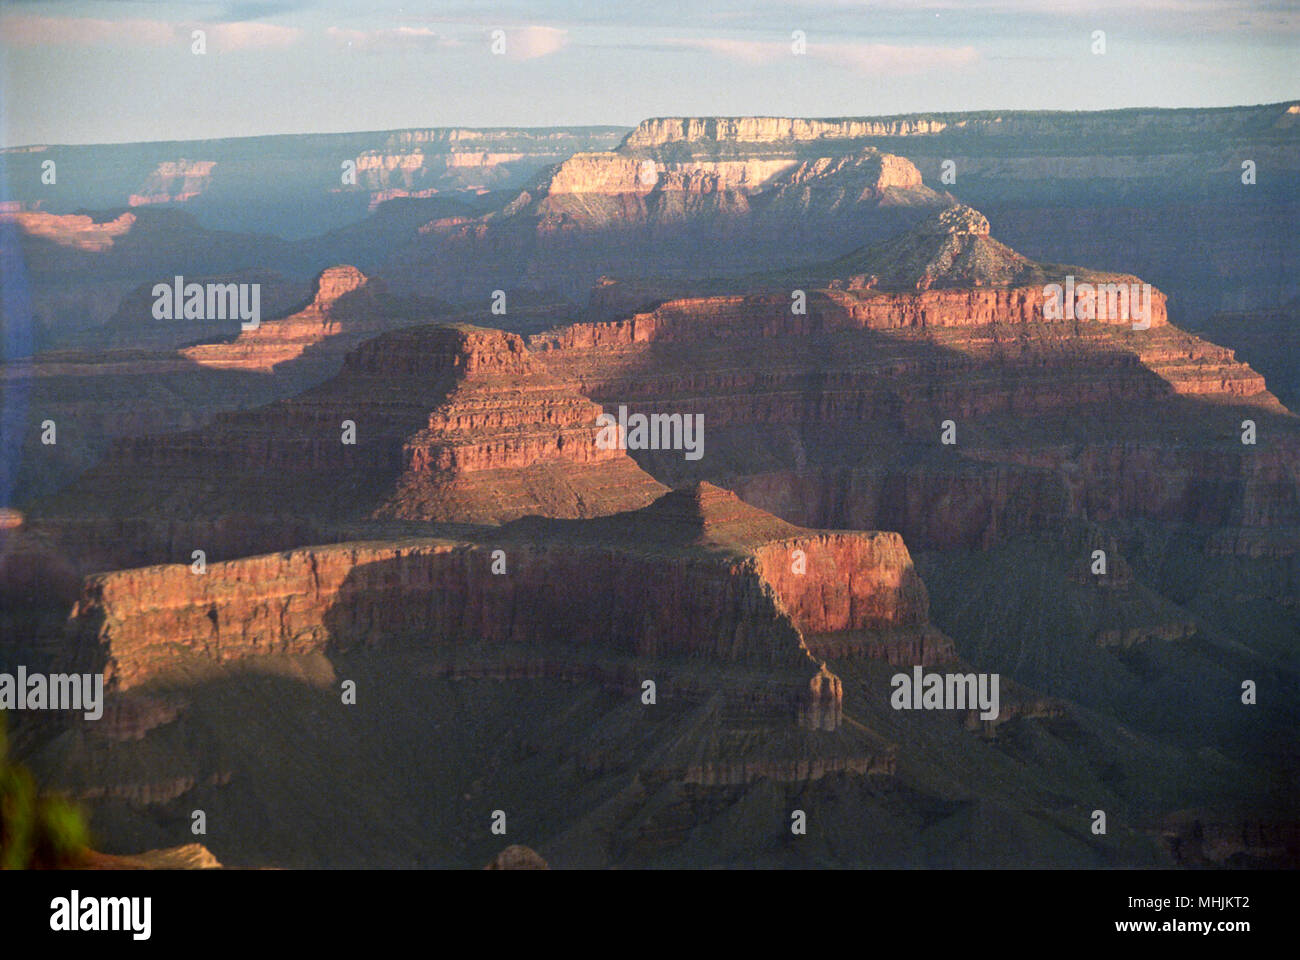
[33,322,666,571]
[527,206,1294,567]
[71,485,944,710]
[391,147,951,299]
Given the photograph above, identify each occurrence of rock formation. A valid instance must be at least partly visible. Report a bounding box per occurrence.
[31,322,667,570]
[9,117,1297,867]
[82,843,222,869]
[0,210,136,251]
[2,265,453,515]
[70,484,940,711]
[180,264,448,373]
[391,146,951,299]
[526,206,1292,565]
[128,160,217,207]
[29,205,1298,590]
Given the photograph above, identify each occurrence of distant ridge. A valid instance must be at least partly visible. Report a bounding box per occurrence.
[766,202,1128,291]
[620,101,1300,149]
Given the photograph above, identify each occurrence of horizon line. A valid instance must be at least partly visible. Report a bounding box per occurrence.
[3,98,1297,152]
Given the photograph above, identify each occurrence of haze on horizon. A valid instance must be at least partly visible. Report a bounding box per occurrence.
[0,0,1297,148]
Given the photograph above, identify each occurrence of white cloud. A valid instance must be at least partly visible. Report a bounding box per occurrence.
[505,25,568,60]
[820,42,979,74]
[326,25,457,51]
[670,37,979,75]
[0,15,178,47]
[0,15,303,50]
[207,22,303,50]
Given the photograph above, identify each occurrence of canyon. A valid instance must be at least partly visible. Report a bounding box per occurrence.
[6,102,1294,354]
[1,106,1296,869]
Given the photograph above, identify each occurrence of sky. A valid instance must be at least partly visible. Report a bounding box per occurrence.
[0,0,1296,146]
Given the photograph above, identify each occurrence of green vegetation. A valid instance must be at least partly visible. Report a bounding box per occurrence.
[0,717,90,869]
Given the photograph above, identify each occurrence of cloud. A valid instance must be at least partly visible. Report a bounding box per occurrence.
[0,14,302,50]
[335,20,568,58]
[820,43,979,74]
[503,25,568,60]
[207,21,302,49]
[0,15,178,47]
[326,25,457,51]
[669,37,979,75]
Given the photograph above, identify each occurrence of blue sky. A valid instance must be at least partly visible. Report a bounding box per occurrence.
[1,0,1296,146]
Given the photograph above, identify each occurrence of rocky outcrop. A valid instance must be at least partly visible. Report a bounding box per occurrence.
[128,160,217,206]
[546,153,660,196]
[375,327,668,523]
[525,147,945,229]
[1190,299,1300,411]
[622,117,953,148]
[83,843,222,870]
[1,211,135,251]
[534,206,1174,348]
[0,126,631,242]
[93,692,187,742]
[33,321,666,571]
[180,264,448,372]
[69,485,955,754]
[620,103,1299,150]
[527,207,1293,561]
[390,148,949,300]
[70,771,232,805]
[3,265,452,515]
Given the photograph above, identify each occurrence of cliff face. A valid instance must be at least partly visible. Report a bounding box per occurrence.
[0,211,136,251]
[620,103,1299,149]
[3,265,454,514]
[1190,299,1300,411]
[75,537,803,687]
[541,285,1170,350]
[33,203,1290,577]
[546,153,660,196]
[527,206,1295,567]
[65,483,986,802]
[373,326,668,523]
[33,321,667,569]
[540,311,1288,552]
[180,264,447,373]
[0,126,631,240]
[622,117,953,147]
[753,533,953,664]
[128,160,217,206]
[71,487,942,727]
[531,146,945,225]
[389,148,950,299]
[541,151,924,200]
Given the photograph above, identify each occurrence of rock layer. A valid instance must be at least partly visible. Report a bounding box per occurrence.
[70,485,951,752]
